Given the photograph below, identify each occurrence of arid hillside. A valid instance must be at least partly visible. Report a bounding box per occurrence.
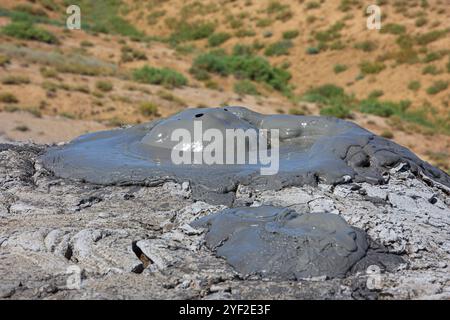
[0,0,449,172]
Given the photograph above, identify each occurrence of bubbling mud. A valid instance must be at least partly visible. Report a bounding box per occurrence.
[191,206,369,279]
[41,107,450,205]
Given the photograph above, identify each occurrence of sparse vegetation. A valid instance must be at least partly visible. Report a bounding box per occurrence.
[139,102,159,117]
[359,61,385,74]
[306,47,319,55]
[80,40,94,48]
[320,104,352,119]
[416,29,448,45]
[157,90,186,106]
[133,66,188,88]
[426,81,448,95]
[208,32,231,47]
[408,81,421,92]
[1,21,59,44]
[40,67,58,79]
[147,10,166,25]
[415,17,428,27]
[334,64,348,74]
[288,108,305,116]
[120,45,147,63]
[282,30,299,40]
[234,80,259,96]
[190,50,291,94]
[423,52,444,63]
[96,80,114,92]
[368,90,384,99]
[74,0,144,39]
[305,1,321,10]
[1,75,30,85]
[380,23,406,35]
[359,99,411,118]
[381,130,394,139]
[169,20,216,43]
[301,85,354,119]
[0,92,18,103]
[264,40,293,57]
[0,44,117,76]
[422,65,440,75]
[354,41,377,52]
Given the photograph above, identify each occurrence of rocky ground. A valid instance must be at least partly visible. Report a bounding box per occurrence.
[0,142,450,300]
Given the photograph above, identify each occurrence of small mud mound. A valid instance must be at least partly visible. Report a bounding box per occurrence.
[191,206,369,280]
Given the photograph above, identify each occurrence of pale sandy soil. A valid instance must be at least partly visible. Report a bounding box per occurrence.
[0,112,108,144]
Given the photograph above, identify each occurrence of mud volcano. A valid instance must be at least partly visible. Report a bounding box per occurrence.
[41,107,450,204]
[191,206,368,279]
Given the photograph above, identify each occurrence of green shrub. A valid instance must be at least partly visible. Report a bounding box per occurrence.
[235,29,256,38]
[169,21,215,42]
[354,41,377,52]
[415,17,428,27]
[14,125,30,132]
[1,75,30,85]
[416,30,448,45]
[282,30,299,40]
[305,1,321,10]
[80,40,94,48]
[256,18,273,28]
[267,1,289,14]
[39,67,58,78]
[422,65,440,75]
[359,99,410,117]
[301,84,354,110]
[234,80,259,96]
[426,81,448,95]
[287,108,303,115]
[306,47,320,55]
[423,52,443,63]
[359,61,385,74]
[380,23,406,35]
[334,64,348,74]
[339,0,360,12]
[133,66,188,88]
[190,50,230,78]
[121,45,147,62]
[1,22,59,44]
[264,40,293,56]
[0,92,18,103]
[314,22,345,43]
[320,104,351,119]
[208,32,231,47]
[190,50,291,93]
[408,81,421,92]
[96,80,114,92]
[232,44,255,56]
[381,130,394,139]
[139,102,159,117]
[368,90,384,99]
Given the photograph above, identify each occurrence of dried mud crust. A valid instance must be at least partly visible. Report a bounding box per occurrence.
[1,143,450,299]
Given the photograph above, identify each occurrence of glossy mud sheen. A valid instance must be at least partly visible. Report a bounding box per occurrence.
[41,107,450,205]
[191,206,369,279]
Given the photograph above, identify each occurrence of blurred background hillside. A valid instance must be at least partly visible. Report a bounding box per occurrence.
[0,0,449,173]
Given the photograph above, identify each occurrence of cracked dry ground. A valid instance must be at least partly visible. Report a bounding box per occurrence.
[0,143,450,300]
